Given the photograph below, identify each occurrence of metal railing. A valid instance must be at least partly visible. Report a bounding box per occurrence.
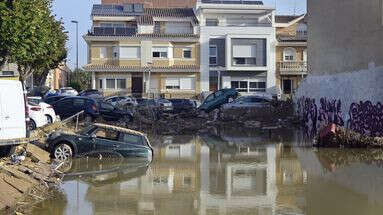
[91,27,137,36]
[278,61,307,74]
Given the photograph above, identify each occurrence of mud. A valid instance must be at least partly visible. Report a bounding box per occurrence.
[0,145,61,214]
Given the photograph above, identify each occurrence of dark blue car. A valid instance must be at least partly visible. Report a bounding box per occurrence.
[52,96,100,122]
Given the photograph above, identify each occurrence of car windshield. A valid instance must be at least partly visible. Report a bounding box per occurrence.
[100,102,114,111]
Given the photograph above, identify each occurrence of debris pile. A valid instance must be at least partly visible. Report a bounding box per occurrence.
[0,144,61,214]
[118,101,296,135]
[315,124,383,148]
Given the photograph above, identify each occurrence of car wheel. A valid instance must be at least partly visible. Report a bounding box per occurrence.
[54,143,73,161]
[46,115,53,124]
[0,145,16,157]
[29,119,37,130]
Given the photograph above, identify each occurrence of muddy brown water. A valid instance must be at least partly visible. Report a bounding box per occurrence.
[31,128,383,215]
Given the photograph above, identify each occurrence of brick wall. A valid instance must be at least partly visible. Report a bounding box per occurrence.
[101,0,197,8]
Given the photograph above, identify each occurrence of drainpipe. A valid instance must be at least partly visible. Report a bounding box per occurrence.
[217,70,221,90]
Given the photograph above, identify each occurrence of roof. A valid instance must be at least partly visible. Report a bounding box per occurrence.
[83,64,199,72]
[92,5,199,23]
[201,0,263,5]
[275,15,303,24]
[93,123,146,136]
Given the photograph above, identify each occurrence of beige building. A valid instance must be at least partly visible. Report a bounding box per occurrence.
[84,3,201,98]
[275,15,307,100]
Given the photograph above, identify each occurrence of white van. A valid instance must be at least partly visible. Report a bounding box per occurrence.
[0,80,28,157]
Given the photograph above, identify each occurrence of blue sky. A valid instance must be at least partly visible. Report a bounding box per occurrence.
[52,0,306,70]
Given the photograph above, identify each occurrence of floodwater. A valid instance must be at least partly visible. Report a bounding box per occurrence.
[32,128,383,215]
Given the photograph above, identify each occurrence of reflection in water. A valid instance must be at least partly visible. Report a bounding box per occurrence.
[32,129,383,215]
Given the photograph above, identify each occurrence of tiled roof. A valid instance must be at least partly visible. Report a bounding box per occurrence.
[275,15,303,24]
[137,15,153,25]
[92,4,199,23]
[201,0,263,5]
[85,33,199,39]
[84,64,200,72]
[278,36,307,42]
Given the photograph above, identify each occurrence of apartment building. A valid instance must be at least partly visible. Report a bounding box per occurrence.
[84,3,201,97]
[101,0,197,8]
[195,0,276,95]
[275,15,307,100]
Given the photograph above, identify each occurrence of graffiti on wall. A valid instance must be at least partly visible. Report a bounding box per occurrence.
[318,97,344,126]
[297,97,383,137]
[348,101,383,137]
[297,97,318,137]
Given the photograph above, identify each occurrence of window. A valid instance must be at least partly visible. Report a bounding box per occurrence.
[165,22,193,34]
[205,94,215,102]
[153,47,168,58]
[112,46,119,58]
[165,78,180,89]
[183,48,192,59]
[73,99,85,107]
[232,45,257,66]
[98,79,103,89]
[100,47,107,59]
[122,134,143,145]
[120,47,140,59]
[231,80,266,93]
[154,22,161,33]
[283,48,296,62]
[209,45,217,65]
[206,19,218,26]
[133,4,144,13]
[165,78,195,90]
[101,102,114,111]
[106,79,116,89]
[117,79,126,89]
[249,82,266,92]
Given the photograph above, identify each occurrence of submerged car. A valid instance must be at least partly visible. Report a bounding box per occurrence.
[222,96,271,109]
[199,88,239,113]
[47,123,153,161]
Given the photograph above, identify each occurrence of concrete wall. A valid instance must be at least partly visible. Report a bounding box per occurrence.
[294,0,383,137]
[295,65,383,137]
[308,0,383,75]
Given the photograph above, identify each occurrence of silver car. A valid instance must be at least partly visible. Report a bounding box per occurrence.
[105,96,138,107]
[223,96,271,109]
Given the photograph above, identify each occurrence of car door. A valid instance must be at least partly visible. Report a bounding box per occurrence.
[100,102,118,121]
[53,98,73,119]
[93,128,121,154]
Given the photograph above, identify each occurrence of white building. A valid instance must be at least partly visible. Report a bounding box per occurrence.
[195,0,276,95]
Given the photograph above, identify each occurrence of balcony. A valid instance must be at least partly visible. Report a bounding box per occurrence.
[278,61,307,75]
[90,27,137,36]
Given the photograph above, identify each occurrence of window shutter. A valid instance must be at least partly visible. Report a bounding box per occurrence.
[233,45,256,58]
[120,47,140,58]
[180,78,195,90]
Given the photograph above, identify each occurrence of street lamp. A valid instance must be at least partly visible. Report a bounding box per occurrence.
[146,62,153,95]
[71,20,79,72]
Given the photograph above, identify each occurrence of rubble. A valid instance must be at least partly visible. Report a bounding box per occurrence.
[0,144,62,214]
[315,125,383,148]
[120,101,296,135]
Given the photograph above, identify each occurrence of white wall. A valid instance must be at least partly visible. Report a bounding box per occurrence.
[199,26,276,94]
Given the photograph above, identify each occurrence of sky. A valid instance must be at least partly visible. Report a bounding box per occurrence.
[52,0,307,70]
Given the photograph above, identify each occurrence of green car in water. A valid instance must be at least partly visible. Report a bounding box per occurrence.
[199,88,239,113]
[46,123,153,161]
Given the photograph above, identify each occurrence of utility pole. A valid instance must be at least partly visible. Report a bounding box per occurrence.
[71,20,79,72]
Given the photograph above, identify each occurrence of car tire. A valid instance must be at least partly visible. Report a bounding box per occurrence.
[0,145,17,158]
[29,119,37,130]
[46,115,53,124]
[53,143,73,161]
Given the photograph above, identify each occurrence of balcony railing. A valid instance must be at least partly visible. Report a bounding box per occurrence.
[90,27,137,36]
[278,61,307,74]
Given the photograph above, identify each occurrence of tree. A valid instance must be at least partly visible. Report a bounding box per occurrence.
[0,0,67,83]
